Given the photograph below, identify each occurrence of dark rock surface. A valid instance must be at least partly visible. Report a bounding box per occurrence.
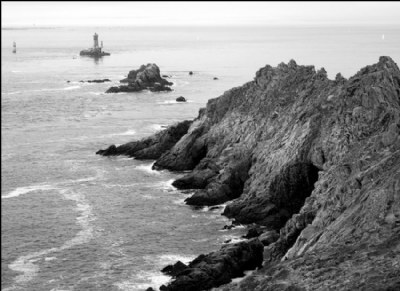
[98,56,400,290]
[159,239,264,291]
[176,96,187,102]
[258,230,279,246]
[87,79,111,83]
[242,226,263,239]
[161,261,189,277]
[105,63,173,93]
[79,48,110,57]
[96,120,192,160]
[79,79,111,83]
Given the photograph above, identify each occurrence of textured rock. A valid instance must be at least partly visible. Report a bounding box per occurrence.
[105,63,173,93]
[96,120,192,159]
[160,238,264,291]
[98,56,400,290]
[259,230,279,246]
[161,261,189,277]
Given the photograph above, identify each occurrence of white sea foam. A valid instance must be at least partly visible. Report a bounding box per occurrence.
[221,235,246,245]
[135,162,159,174]
[173,198,187,206]
[2,184,57,199]
[6,86,81,95]
[100,130,136,138]
[157,179,176,190]
[7,188,95,287]
[149,124,166,132]
[200,203,227,213]
[62,85,80,90]
[114,271,171,291]
[158,100,192,104]
[89,91,103,96]
[154,254,195,265]
[230,270,255,284]
[114,129,136,136]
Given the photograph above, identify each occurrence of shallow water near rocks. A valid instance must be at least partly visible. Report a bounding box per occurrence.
[2,26,399,291]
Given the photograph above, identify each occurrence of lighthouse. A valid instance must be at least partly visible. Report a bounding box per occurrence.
[80,33,110,57]
[93,33,99,49]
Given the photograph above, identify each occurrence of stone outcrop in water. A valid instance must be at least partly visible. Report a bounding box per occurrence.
[98,56,400,290]
[79,79,111,83]
[176,96,187,102]
[96,120,192,159]
[105,63,173,93]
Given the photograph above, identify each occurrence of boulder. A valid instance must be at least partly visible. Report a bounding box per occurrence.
[176,96,187,102]
[242,226,263,239]
[161,261,188,277]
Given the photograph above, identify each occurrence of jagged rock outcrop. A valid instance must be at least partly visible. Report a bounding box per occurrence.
[159,239,264,291]
[98,56,400,290]
[105,63,173,93]
[96,120,192,159]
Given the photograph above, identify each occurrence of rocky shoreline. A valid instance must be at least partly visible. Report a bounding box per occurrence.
[97,57,400,290]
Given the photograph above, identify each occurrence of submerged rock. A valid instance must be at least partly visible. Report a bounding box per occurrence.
[97,56,400,290]
[86,79,111,83]
[105,63,173,93]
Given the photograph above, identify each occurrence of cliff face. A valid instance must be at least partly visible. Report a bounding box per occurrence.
[97,57,400,290]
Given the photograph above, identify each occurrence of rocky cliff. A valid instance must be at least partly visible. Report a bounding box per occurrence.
[98,56,400,290]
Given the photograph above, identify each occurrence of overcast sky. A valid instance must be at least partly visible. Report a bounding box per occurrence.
[2,1,400,27]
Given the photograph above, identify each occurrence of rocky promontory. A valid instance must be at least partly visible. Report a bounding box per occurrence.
[97,56,400,290]
[105,63,173,93]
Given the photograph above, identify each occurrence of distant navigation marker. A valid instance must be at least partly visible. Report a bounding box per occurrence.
[13,42,16,53]
[79,33,110,58]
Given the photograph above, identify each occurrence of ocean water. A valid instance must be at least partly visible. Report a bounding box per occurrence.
[1,26,399,291]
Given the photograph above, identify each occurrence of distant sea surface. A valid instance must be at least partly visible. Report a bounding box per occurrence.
[2,26,399,291]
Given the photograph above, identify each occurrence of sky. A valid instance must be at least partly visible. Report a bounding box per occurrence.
[2,1,400,27]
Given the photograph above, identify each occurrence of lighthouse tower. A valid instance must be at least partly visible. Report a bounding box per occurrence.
[93,33,99,49]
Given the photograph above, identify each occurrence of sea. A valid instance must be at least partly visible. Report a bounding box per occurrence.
[2,25,399,291]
